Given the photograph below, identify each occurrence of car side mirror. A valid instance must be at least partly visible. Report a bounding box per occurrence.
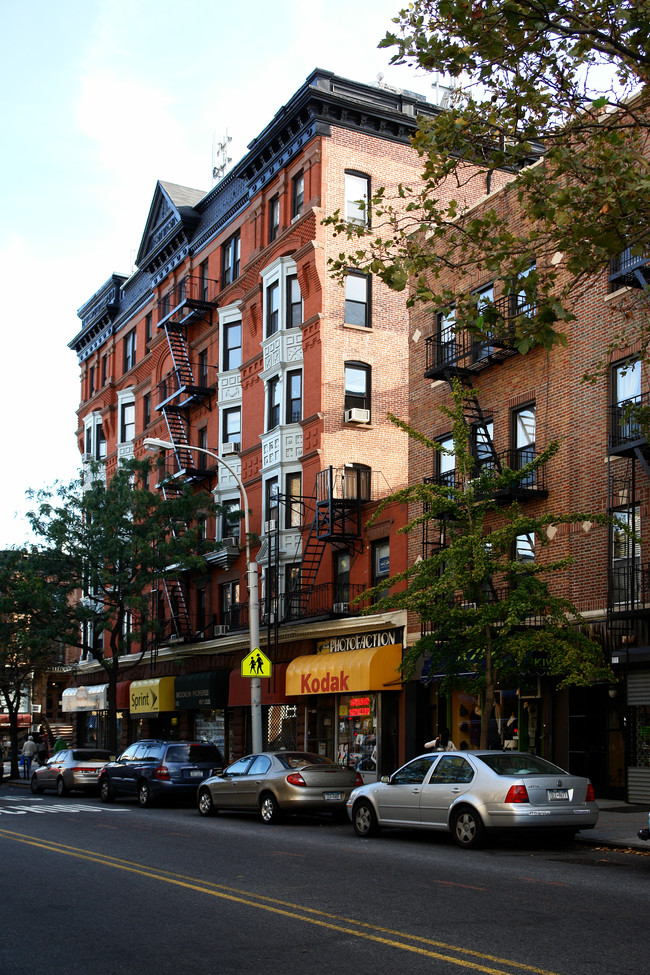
[381,775,391,784]
[210,767,223,777]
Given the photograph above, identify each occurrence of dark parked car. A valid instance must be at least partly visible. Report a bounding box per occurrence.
[30,748,112,796]
[98,740,223,807]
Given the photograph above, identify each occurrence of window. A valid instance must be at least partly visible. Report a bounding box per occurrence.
[120,401,135,443]
[222,500,241,540]
[612,358,642,444]
[286,370,302,424]
[123,330,137,373]
[344,361,371,415]
[101,354,108,387]
[96,424,106,460]
[392,755,438,785]
[472,284,496,360]
[334,550,351,604]
[268,376,280,430]
[143,393,151,430]
[222,407,241,445]
[372,539,390,602]
[292,171,304,218]
[269,196,280,242]
[512,404,536,482]
[223,321,242,371]
[145,312,153,344]
[285,472,302,528]
[198,426,208,454]
[612,506,641,604]
[222,232,241,287]
[220,579,240,625]
[198,349,209,387]
[345,273,370,327]
[515,533,535,563]
[196,586,206,635]
[85,426,92,456]
[436,435,456,487]
[513,262,536,315]
[265,477,279,525]
[345,171,370,226]
[286,275,302,327]
[89,366,95,398]
[342,463,371,501]
[200,260,209,301]
[267,281,280,336]
[436,307,456,367]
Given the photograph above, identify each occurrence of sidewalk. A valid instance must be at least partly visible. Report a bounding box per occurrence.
[1,761,648,849]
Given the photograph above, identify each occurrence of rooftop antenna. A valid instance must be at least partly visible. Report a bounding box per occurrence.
[212,131,232,185]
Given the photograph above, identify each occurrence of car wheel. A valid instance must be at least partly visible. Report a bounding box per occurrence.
[138,780,153,808]
[56,777,68,798]
[259,793,281,824]
[451,807,485,849]
[99,777,114,803]
[352,799,379,838]
[30,774,43,795]
[198,787,216,817]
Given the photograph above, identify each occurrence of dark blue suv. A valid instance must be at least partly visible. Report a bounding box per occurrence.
[98,740,223,807]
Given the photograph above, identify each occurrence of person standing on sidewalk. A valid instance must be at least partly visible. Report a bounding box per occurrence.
[21,735,37,779]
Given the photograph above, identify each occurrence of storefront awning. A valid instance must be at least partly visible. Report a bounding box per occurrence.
[0,713,31,728]
[286,645,402,696]
[229,663,290,707]
[62,684,108,712]
[175,671,229,710]
[116,681,132,709]
[129,677,176,715]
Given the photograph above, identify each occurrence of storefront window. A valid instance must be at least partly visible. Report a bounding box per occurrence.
[337,694,376,777]
[195,710,226,756]
[633,705,650,767]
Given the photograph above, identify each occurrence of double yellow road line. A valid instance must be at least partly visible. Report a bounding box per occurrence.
[0,828,561,975]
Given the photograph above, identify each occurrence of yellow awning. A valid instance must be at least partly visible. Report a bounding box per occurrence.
[129,677,176,714]
[286,644,402,696]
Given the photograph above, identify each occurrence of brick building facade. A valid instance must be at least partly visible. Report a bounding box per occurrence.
[408,171,650,801]
[66,69,473,774]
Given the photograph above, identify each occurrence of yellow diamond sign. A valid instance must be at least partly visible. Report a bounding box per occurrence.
[241,647,272,679]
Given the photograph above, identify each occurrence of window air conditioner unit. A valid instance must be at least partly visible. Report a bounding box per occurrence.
[222,442,240,455]
[333,602,349,614]
[221,536,239,548]
[345,408,370,423]
[213,624,229,636]
[265,519,277,533]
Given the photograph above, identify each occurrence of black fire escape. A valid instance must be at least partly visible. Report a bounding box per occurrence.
[282,465,372,621]
[154,274,218,641]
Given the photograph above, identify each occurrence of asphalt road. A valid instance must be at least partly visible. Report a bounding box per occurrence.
[1,784,648,975]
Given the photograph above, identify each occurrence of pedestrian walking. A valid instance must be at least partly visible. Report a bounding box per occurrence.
[21,735,37,779]
[37,727,49,766]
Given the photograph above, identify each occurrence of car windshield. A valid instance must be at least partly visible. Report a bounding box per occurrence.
[477,754,566,776]
[72,750,111,761]
[166,744,224,764]
[275,753,334,770]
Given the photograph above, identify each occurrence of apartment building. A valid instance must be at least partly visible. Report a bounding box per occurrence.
[407,168,650,801]
[67,69,463,771]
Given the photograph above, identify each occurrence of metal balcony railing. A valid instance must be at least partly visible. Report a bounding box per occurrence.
[156,274,218,325]
[609,392,650,450]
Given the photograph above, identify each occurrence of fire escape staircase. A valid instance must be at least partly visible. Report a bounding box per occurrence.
[283,466,367,621]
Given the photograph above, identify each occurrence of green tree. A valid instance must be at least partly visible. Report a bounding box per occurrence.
[327,1,650,371]
[26,458,221,755]
[364,384,613,749]
[0,548,68,779]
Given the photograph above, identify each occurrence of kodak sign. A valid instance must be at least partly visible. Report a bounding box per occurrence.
[286,644,402,696]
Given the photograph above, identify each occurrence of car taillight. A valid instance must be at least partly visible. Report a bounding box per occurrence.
[586,783,595,802]
[154,765,170,780]
[505,784,529,803]
[76,767,95,773]
[354,772,364,787]
[286,772,306,787]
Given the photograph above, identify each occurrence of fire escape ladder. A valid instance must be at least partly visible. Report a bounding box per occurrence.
[154,480,194,642]
[458,382,502,474]
[161,407,194,472]
[283,492,326,620]
[163,322,196,391]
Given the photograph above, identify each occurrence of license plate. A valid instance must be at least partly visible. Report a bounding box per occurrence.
[547,789,569,801]
[324,792,343,801]
[189,770,204,779]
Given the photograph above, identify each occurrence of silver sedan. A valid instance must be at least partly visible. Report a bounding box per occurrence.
[347,751,598,848]
[30,748,112,797]
[197,751,363,823]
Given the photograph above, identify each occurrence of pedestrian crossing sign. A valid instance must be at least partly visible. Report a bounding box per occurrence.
[241,647,272,678]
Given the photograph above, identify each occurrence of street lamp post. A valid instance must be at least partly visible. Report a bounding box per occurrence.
[143,437,262,753]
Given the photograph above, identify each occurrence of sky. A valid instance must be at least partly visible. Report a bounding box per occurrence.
[0,0,436,549]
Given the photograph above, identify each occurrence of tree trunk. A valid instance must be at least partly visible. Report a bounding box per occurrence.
[480,630,495,750]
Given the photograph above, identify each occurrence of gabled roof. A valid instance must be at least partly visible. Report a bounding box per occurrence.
[135,180,207,270]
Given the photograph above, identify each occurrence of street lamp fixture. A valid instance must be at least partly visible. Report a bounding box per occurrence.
[143,437,262,753]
